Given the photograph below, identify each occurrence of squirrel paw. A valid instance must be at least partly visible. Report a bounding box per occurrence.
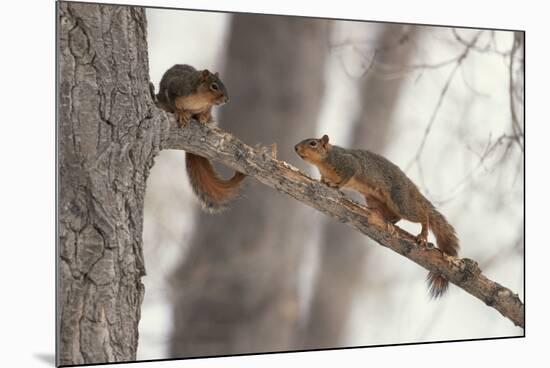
[386,222,397,237]
[197,110,212,124]
[177,111,192,127]
[415,233,428,247]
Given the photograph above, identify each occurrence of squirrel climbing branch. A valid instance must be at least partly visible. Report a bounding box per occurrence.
[158,111,524,329]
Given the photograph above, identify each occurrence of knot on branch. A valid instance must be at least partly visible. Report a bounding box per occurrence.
[400,238,414,255]
[459,257,482,282]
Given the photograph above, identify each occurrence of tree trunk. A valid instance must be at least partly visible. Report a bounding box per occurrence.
[58,3,157,365]
[300,25,419,349]
[170,14,329,358]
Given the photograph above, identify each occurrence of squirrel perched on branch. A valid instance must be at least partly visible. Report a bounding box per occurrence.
[151,64,245,212]
[295,134,459,298]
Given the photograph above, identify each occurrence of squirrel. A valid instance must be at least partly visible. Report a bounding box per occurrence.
[295,134,459,298]
[151,64,245,212]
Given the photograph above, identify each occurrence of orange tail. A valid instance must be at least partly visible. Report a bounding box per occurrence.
[185,152,245,213]
[426,205,459,298]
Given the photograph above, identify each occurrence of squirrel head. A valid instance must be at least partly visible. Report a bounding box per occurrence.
[197,69,230,106]
[294,134,331,164]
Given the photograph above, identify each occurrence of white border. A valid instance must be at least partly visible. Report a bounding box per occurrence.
[2,0,546,367]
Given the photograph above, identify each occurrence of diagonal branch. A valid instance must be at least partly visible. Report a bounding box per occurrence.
[158,112,524,329]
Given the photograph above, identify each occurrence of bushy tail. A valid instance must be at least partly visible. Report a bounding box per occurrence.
[185,152,246,213]
[426,205,459,298]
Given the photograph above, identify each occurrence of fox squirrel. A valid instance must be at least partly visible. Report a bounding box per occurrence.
[295,134,459,298]
[151,64,245,212]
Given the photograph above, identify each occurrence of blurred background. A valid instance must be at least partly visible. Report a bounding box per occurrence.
[140,8,524,360]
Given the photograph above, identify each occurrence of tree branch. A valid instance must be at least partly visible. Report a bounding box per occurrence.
[158,111,524,329]
[508,32,524,152]
[405,30,483,173]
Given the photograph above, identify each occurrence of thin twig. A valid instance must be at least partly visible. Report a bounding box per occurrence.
[508,32,524,152]
[452,29,492,53]
[433,133,521,206]
[405,30,484,173]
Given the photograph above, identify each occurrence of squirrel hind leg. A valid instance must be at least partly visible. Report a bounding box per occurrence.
[177,110,192,127]
[382,209,401,224]
[197,109,213,124]
[365,195,401,224]
[415,217,429,247]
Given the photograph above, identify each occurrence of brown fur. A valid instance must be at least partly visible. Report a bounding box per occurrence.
[153,64,244,212]
[364,195,401,224]
[295,134,460,298]
[175,92,218,114]
[425,205,459,298]
[185,153,246,213]
[317,157,344,185]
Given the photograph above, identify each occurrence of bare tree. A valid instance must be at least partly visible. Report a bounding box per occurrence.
[300,25,419,349]
[169,14,330,358]
[58,3,158,365]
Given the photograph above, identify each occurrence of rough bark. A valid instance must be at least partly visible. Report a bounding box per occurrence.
[58,2,158,365]
[162,118,525,329]
[301,25,419,349]
[169,14,329,358]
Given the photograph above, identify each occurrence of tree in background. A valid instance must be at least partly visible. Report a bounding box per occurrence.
[169,14,330,358]
[300,24,420,349]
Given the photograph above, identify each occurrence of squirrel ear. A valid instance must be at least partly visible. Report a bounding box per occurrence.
[201,69,210,79]
[214,72,219,77]
[321,135,330,145]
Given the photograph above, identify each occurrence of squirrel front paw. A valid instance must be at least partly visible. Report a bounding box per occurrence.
[385,222,397,237]
[177,111,192,128]
[197,110,212,124]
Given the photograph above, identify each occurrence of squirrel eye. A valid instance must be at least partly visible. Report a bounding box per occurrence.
[210,83,219,91]
[309,141,317,147]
